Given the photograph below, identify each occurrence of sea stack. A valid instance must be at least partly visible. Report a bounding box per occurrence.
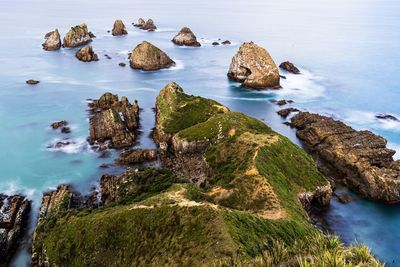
[134,18,156,31]
[227,42,280,89]
[112,19,128,36]
[279,61,301,74]
[63,24,92,48]
[42,29,61,51]
[172,27,201,47]
[75,45,98,62]
[129,41,175,71]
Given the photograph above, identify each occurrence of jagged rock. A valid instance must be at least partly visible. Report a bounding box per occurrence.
[141,19,156,31]
[277,108,300,118]
[42,29,61,51]
[376,114,399,121]
[279,61,301,74]
[172,27,201,47]
[112,19,128,36]
[291,112,400,203]
[63,24,92,48]
[88,32,96,38]
[133,18,145,27]
[89,93,139,148]
[298,184,333,211]
[26,79,39,85]
[51,120,67,129]
[116,149,158,165]
[0,194,31,265]
[222,40,231,45]
[75,45,98,62]
[227,42,280,89]
[129,41,175,71]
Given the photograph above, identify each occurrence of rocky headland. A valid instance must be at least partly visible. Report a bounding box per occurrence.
[129,41,175,71]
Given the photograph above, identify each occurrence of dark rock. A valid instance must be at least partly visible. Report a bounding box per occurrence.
[51,120,67,129]
[61,127,71,134]
[104,54,112,59]
[222,40,231,45]
[116,149,158,165]
[42,29,61,51]
[129,41,175,71]
[75,45,98,62]
[298,184,333,211]
[212,42,219,46]
[172,27,201,47]
[112,19,128,36]
[376,114,399,121]
[279,61,301,74]
[119,62,126,67]
[63,24,92,48]
[26,79,39,85]
[276,99,287,106]
[336,194,353,204]
[88,32,96,38]
[98,150,112,158]
[277,108,300,118]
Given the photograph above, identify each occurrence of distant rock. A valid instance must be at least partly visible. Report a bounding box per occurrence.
[133,18,146,28]
[336,193,353,204]
[75,45,98,62]
[51,120,68,129]
[119,62,126,67]
[116,149,158,165]
[26,79,40,85]
[222,40,231,45]
[212,42,219,46]
[129,41,175,71]
[228,42,280,89]
[291,112,400,203]
[279,61,300,74]
[112,19,128,36]
[172,27,201,47]
[277,108,300,118]
[42,29,61,51]
[0,194,31,265]
[142,19,157,31]
[63,24,92,48]
[376,114,399,121]
[61,127,71,134]
[276,99,288,106]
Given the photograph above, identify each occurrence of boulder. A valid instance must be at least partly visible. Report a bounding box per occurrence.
[112,19,128,36]
[75,45,98,62]
[116,149,158,165]
[279,61,301,74]
[227,42,280,89]
[172,27,201,47]
[337,194,352,204]
[63,24,92,48]
[291,112,400,203]
[51,120,68,129]
[89,93,139,148]
[42,29,61,51]
[26,79,39,85]
[129,41,175,71]
[133,18,145,27]
[0,194,31,265]
[61,127,71,134]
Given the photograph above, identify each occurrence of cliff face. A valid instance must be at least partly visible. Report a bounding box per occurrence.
[291,112,400,203]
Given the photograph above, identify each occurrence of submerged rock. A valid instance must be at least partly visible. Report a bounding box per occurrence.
[51,120,68,129]
[279,61,301,74]
[227,42,280,89]
[112,19,128,36]
[61,127,71,134]
[42,29,61,51]
[75,45,98,62]
[116,149,158,165]
[172,27,201,47]
[119,62,126,67]
[129,41,175,71]
[89,92,139,148]
[291,112,400,203]
[26,79,40,85]
[63,24,92,48]
[0,194,31,265]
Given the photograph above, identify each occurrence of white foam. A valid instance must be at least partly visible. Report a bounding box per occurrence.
[342,110,400,132]
[164,59,184,71]
[154,28,177,33]
[388,143,400,160]
[0,178,36,200]
[45,137,92,154]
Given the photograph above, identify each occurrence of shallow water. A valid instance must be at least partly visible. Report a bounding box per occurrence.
[1,0,399,265]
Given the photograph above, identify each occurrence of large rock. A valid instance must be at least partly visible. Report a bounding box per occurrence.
[291,112,400,203]
[0,194,31,265]
[89,93,139,148]
[42,29,61,51]
[129,41,175,71]
[172,27,201,47]
[227,42,280,89]
[112,19,128,36]
[75,45,98,62]
[63,24,92,48]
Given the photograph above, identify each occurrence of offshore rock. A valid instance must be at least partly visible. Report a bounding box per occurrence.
[0,194,31,265]
[277,108,300,118]
[227,42,280,89]
[63,24,92,48]
[133,18,145,27]
[129,41,175,71]
[51,120,67,129]
[279,61,301,74]
[172,27,201,47]
[26,79,39,85]
[42,29,61,51]
[291,112,400,203]
[75,45,98,62]
[112,19,128,36]
[141,19,156,31]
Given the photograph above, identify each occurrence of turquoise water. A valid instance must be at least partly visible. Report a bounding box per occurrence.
[1,0,400,265]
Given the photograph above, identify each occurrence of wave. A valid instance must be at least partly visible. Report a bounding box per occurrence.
[45,137,92,154]
[0,178,36,200]
[166,59,184,71]
[342,110,400,132]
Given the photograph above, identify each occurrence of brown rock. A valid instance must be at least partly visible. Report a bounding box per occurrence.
[279,61,301,74]
[172,27,201,47]
[277,108,300,118]
[51,120,68,129]
[129,41,175,71]
[42,29,61,51]
[133,18,146,27]
[141,19,157,31]
[112,19,128,36]
[222,40,231,45]
[116,149,158,164]
[298,183,332,211]
[26,79,40,85]
[227,42,280,89]
[63,24,92,48]
[75,45,98,62]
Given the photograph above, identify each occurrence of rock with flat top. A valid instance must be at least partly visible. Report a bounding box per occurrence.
[129,41,175,71]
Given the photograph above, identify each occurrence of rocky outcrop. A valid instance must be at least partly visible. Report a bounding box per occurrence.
[227,42,280,89]
[298,183,333,211]
[133,18,145,27]
[63,24,92,48]
[129,41,175,71]
[42,29,61,51]
[116,149,158,165]
[26,79,39,85]
[277,108,299,118]
[75,45,98,62]
[51,120,67,129]
[133,18,156,31]
[279,61,300,74]
[222,40,231,45]
[291,112,400,203]
[172,27,201,47]
[88,93,139,149]
[0,194,30,265]
[112,19,128,36]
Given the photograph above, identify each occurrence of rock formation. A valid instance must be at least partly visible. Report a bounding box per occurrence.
[172,27,201,47]
[129,41,175,71]
[133,18,156,31]
[51,120,67,129]
[277,108,299,118]
[298,184,333,211]
[75,45,98,62]
[0,194,31,264]
[112,19,128,36]
[42,29,61,51]
[291,112,400,203]
[88,93,139,148]
[133,18,145,27]
[63,24,92,48]
[116,149,158,165]
[26,79,39,85]
[227,42,280,89]
[279,61,301,74]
